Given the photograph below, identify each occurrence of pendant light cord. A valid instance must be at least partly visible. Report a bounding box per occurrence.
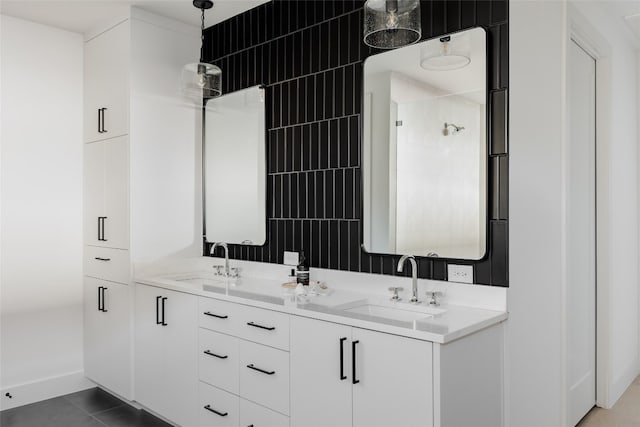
[199,7,205,63]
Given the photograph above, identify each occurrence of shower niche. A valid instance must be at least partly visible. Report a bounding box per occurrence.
[363,27,488,260]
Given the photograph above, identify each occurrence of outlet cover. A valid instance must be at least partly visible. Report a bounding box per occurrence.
[283,251,299,266]
[447,264,473,284]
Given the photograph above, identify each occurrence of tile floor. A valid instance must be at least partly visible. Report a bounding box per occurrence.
[578,375,640,427]
[0,388,171,427]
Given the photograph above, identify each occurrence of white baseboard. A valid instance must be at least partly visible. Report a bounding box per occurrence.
[1,371,94,411]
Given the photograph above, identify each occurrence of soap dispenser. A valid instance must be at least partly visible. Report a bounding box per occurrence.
[296,252,309,286]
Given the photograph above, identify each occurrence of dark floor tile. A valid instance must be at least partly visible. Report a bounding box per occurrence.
[93,405,172,427]
[64,388,124,415]
[0,397,104,427]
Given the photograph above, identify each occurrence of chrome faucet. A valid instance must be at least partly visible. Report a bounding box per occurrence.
[210,242,230,277]
[397,255,420,303]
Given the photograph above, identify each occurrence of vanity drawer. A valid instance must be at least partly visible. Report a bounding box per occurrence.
[199,328,239,394]
[199,297,240,336]
[199,381,239,427]
[236,305,290,350]
[240,398,289,427]
[84,246,129,284]
[239,340,290,416]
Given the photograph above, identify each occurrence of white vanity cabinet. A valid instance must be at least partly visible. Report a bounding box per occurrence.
[84,19,129,143]
[197,297,291,427]
[134,283,199,427]
[84,277,132,399]
[290,316,433,427]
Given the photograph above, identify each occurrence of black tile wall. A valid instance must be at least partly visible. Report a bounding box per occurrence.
[203,0,509,287]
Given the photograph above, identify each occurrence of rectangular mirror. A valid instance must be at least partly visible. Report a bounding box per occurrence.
[204,85,266,245]
[363,27,487,260]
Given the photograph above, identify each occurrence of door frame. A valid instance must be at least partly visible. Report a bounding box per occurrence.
[567,3,614,413]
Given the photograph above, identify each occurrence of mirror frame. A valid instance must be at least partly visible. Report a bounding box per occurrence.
[360,26,490,262]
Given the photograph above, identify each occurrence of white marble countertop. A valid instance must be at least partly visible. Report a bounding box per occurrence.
[135,271,507,344]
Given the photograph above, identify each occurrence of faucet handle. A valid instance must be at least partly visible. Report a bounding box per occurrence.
[230,267,241,279]
[426,291,443,306]
[213,265,224,276]
[388,286,403,301]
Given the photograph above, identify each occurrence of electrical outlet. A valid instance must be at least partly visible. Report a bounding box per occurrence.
[447,264,473,284]
[283,251,299,266]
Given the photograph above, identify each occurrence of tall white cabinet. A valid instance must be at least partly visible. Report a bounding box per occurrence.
[82,9,200,404]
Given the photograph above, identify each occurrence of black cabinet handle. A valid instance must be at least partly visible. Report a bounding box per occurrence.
[247,321,275,331]
[98,108,102,133]
[102,108,108,133]
[352,340,359,384]
[246,364,275,375]
[98,286,103,311]
[204,350,228,359]
[161,297,167,326]
[203,311,228,319]
[100,287,108,312]
[155,296,162,325]
[94,257,111,262]
[203,405,227,417]
[339,337,347,380]
[97,217,108,241]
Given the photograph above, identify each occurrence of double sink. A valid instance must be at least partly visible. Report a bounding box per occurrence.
[169,274,445,324]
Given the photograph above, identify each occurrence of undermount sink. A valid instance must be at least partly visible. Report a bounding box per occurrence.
[335,300,446,323]
[170,275,231,288]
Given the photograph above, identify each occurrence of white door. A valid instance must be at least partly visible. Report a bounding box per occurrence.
[103,136,129,249]
[134,284,165,414]
[351,328,433,427]
[161,289,199,427]
[84,278,132,399]
[290,316,352,427]
[567,40,597,426]
[84,20,129,143]
[84,141,105,246]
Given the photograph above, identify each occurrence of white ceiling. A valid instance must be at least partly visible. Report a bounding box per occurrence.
[0,0,269,35]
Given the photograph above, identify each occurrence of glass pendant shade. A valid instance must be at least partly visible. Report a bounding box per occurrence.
[420,35,471,71]
[364,0,421,49]
[182,62,222,100]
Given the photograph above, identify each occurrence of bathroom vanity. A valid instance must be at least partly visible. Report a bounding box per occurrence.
[133,269,506,427]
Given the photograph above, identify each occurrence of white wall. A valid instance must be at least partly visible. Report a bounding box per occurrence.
[508,1,640,425]
[508,2,567,425]
[0,14,86,400]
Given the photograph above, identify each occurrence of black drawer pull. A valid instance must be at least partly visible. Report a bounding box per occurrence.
[203,405,227,417]
[161,297,167,326]
[94,257,111,262]
[352,340,360,384]
[155,296,162,325]
[246,364,275,375]
[204,311,228,319]
[204,350,228,359]
[247,321,275,331]
[339,337,347,380]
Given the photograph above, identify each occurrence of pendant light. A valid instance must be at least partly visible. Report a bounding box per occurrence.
[420,35,471,71]
[182,0,222,101]
[363,0,421,49]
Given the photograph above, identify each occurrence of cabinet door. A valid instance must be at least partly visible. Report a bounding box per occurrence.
[134,284,165,413]
[84,20,129,143]
[84,278,132,399]
[290,317,352,427]
[351,329,433,427]
[103,136,129,249]
[161,289,199,427]
[84,141,105,247]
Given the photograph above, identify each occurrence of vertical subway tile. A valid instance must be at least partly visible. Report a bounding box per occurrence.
[307,171,316,218]
[325,70,335,119]
[311,220,320,266]
[349,116,359,167]
[490,89,507,155]
[302,124,311,171]
[290,173,298,218]
[433,261,447,281]
[329,18,340,69]
[491,0,508,24]
[315,72,325,120]
[305,75,315,122]
[344,168,354,219]
[460,0,476,28]
[432,1,446,36]
[298,172,307,218]
[289,80,298,125]
[500,23,509,88]
[339,118,350,168]
[335,169,344,219]
[285,128,294,171]
[315,171,325,218]
[491,220,508,286]
[334,68,344,118]
[340,221,350,270]
[499,156,509,220]
[310,122,320,169]
[320,22,330,70]
[281,82,290,127]
[489,25,502,90]
[277,220,286,262]
[489,156,500,220]
[446,0,461,33]
[325,170,334,218]
[330,220,340,269]
[319,121,329,169]
[349,11,361,63]
[476,0,491,26]
[339,15,350,66]
[344,65,354,116]
[349,221,360,271]
[294,220,302,252]
[320,221,330,268]
[285,219,294,251]
[282,174,290,218]
[329,119,339,168]
[293,126,302,171]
